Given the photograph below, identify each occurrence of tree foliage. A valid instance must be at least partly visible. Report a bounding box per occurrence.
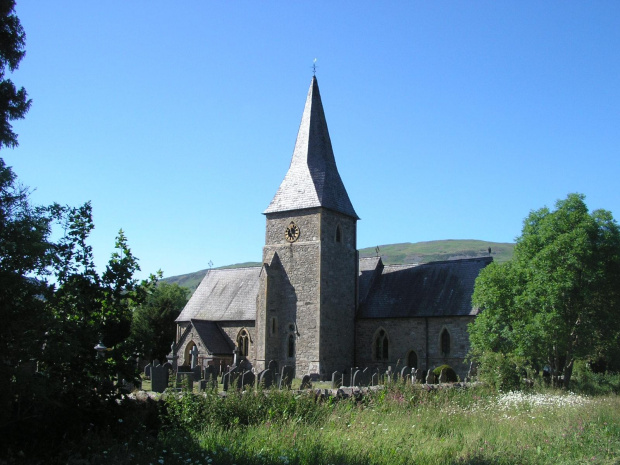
[130,282,188,362]
[0,0,31,149]
[0,160,158,452]
[469,193,620,389]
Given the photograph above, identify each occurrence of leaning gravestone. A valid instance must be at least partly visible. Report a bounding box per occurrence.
[331,371,343,389]
[279,366,294,389]
[144,363,152,380]
[438,368,448,384]
[151,364,169,393]
[300,374,312,390]
[426,370,435,385]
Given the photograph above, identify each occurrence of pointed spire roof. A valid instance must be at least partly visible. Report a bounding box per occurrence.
[264,77,359,219]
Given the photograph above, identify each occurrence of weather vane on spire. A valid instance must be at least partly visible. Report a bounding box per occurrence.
[312,58,317,76]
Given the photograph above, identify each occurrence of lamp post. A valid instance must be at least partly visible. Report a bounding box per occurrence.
[94,341,107,358]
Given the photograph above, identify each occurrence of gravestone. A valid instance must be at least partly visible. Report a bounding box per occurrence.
[361,367,371,386]
[177,372,194,391]
[371,371,379,386]
[438,368,448,384]
[352,369,362,387]
[222,366,239,391]
[467,361,477,381]
[410,368,418,384]
[192,365,202,382]
[331,371,343,389]
[258,369,274,389]
[400,366,410,383]
[280,366,294,389]
[151,364,169,393]
[268,360,278,372]
[240,370,255,390]
[190,346,199,369]
[144,363,152,379]
[425,370,435,385]
[300,374,312,390]
[416,369,425,383]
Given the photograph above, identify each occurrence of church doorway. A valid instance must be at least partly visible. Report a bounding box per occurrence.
[184,341,196,366]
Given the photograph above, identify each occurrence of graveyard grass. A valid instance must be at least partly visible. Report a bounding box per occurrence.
[61,378,620,465]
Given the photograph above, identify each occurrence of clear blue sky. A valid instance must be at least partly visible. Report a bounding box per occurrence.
[5,1,620,279]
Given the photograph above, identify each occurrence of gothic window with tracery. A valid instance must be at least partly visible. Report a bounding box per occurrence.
[237,329,250,357]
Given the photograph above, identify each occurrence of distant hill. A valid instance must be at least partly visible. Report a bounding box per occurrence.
[162,240,513,295]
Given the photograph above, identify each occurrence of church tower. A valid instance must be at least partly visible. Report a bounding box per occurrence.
[255,77,358,378]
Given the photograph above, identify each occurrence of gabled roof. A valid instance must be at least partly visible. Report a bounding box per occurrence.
[358,257,492,318]
[264,76,358,219]
[358,256,385,304]
[191,319,235,355]
[176,267,261,322]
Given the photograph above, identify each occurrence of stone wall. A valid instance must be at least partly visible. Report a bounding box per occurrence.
[355,316,475,379]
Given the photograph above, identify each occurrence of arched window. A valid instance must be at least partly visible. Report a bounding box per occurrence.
[288,334,295,358]
[407,350,418,369]
[374,329,389,361]
[440,328,450,357]
[335,225,342,243]
[237,329,250,357]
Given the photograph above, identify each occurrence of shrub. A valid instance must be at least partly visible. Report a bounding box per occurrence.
[475,351,523,391]
[432,365,458,382]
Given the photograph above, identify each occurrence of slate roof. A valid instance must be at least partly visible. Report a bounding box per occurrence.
[358,257,492,318]
[177,257,491,323]
[190,319,234,355]
[264,76,359,219]
[176,267,261,322]
[358,256,384,304]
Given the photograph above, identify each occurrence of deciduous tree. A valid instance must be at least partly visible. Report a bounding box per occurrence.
[130,282,188,362]
[470,193,620,389]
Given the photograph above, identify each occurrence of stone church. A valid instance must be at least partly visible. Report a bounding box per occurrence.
[175,77,491,380]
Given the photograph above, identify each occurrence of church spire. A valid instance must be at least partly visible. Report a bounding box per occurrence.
[264,77,358,219]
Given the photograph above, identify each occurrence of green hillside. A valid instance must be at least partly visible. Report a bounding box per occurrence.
[360,239,514,265]
[162,240,514,295]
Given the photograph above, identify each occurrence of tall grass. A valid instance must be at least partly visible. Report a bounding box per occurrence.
[26,377,620,464]
[148,383,620,465]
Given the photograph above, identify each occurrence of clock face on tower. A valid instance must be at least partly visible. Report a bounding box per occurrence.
[285,221,300,242]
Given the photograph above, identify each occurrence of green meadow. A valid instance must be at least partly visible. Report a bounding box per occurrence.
[53,378,620,465]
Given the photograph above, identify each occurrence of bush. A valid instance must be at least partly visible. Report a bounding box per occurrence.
[432,365,458,382]
[475,352,524,391]
[162,388,332,433]
[571,360,620,395]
